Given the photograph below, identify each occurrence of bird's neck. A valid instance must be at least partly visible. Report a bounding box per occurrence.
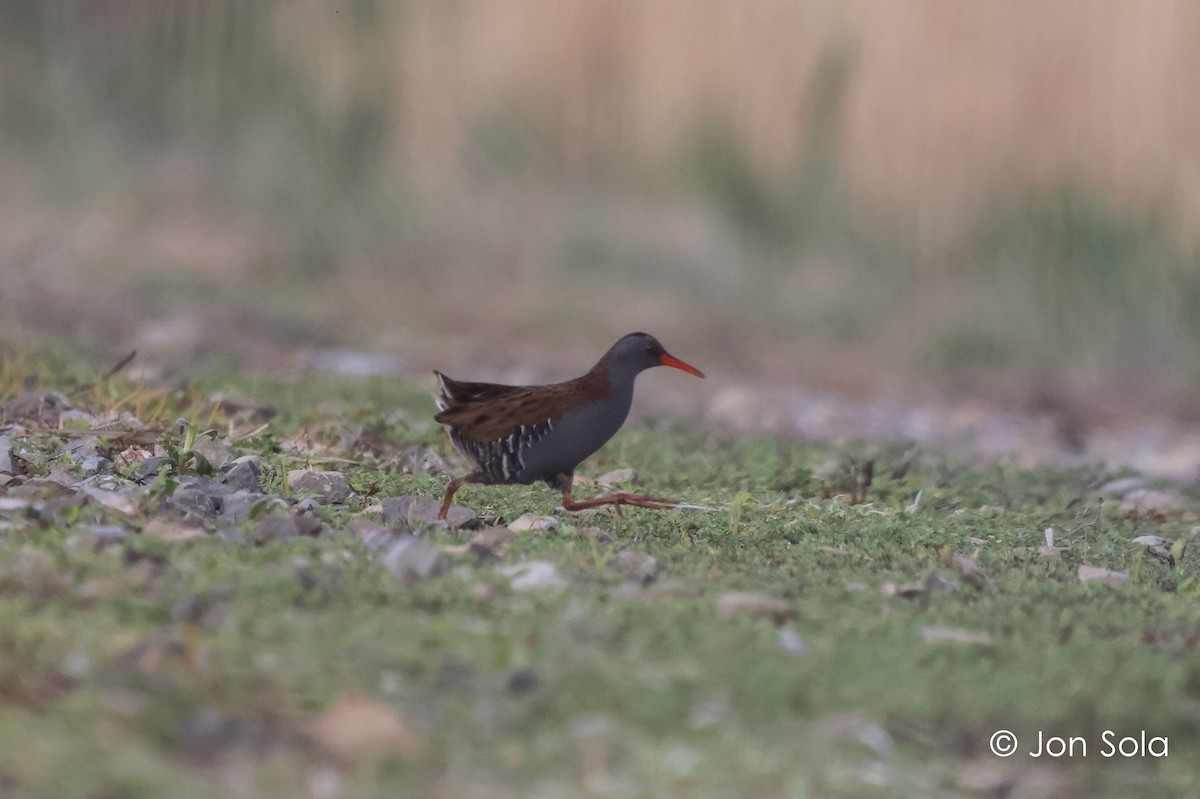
[584,351,639,406]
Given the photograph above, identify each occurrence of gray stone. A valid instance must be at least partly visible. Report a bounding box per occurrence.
[192,435,232,470]
[468,526,516,559]
[220,491,272,523]
[215,527,247,544]
[612,550,663,585]
[777,625,807,657]
[381,535,443,582]
[1120,489,1181,513]
[0,436,20,475]
[1078,564,1129,586]
[507,513,559,532]
[78,483,142,516]
[65,437,110,472]
[44,464,78,486]
[60,410,97,426]
[0,497,31,516]
[382,495,475,529]
[497,561,567,592]
[221,460,262,493]
[79,455,112,474]
[129,456,170,481]
[87,524,129,547]
[345,518,396,551]
[287,469,352,504]
[1099,477,1150,497]
[714,592,795,624]
[505,667,539,695]
[177,475,235,496]
[60,436,114,474]
[208,393,277,422]
[169,487,221,518]
[294,498,323,514]
[3,391,72,426]
[253,513,323,544]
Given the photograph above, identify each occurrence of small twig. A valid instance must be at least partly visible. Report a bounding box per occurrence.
[851,458,875,504]
[889,447,919,480]
[69,350,137,397]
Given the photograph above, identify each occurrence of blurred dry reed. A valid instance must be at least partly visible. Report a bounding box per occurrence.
[3,1,1200,406]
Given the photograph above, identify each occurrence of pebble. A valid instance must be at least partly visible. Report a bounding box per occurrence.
[3,390,72,426]
[175,475,233,495]
[611,550,663,585]
[77,483,142,516]
[497,560,567,592]
[193,436,233,470]
[382,495,475,529]
[287,469,352,504]
[0,497,32,515]
[714,591,796,624]
[468,526,516,559]
[220,491,272,523]
[505,667,539,695]
[142,519,209,543]
[0,436,20,475]
[215,527,247,544]
[381,535,443,583]
[777,625,807,656]
[1119,489,1181,513]
[169,487,222,518]
[920,626,994,646]
[221,459,263,493]
[1099,477,1150,497]
[253,513,323,544]
[87,524,130,548]
[507,513,559,532]
[44,464,78,486]
[65,437,112,475]
[1077,564,1129,586]
[345,519,395,551]
[208,393,277,422]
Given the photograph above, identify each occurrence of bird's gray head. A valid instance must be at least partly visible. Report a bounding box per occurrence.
[606,332,705,384]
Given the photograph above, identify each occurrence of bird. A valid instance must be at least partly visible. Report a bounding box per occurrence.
[433,332,705,520]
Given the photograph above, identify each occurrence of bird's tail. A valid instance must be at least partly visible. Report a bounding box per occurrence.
[433,371,451,412]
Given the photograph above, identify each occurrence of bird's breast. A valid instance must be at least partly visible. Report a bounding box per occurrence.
[516,393,632,481]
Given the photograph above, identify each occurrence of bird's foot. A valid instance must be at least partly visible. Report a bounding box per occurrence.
[561,491,716,515]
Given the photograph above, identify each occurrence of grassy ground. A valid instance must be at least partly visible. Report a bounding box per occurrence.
[0,353,1197,798]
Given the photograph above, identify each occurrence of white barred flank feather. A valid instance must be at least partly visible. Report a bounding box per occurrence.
[448,419,554,482]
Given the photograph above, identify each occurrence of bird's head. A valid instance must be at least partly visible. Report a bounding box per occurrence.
[609,332,705,380]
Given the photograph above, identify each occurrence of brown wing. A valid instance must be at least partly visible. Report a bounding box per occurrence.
[433,369,609,443]
[435,374,527,408]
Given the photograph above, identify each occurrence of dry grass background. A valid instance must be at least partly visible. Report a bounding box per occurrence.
[280,1,1200,230]
[3,0,1200,411]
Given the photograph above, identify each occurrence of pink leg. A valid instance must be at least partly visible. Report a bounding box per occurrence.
[561,489,685,515]
[438,476,471,520]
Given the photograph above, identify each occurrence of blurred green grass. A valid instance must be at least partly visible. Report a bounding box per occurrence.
[2,2,1199,411]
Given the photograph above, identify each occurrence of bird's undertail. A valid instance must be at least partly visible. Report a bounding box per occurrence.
[434,371,451,412]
